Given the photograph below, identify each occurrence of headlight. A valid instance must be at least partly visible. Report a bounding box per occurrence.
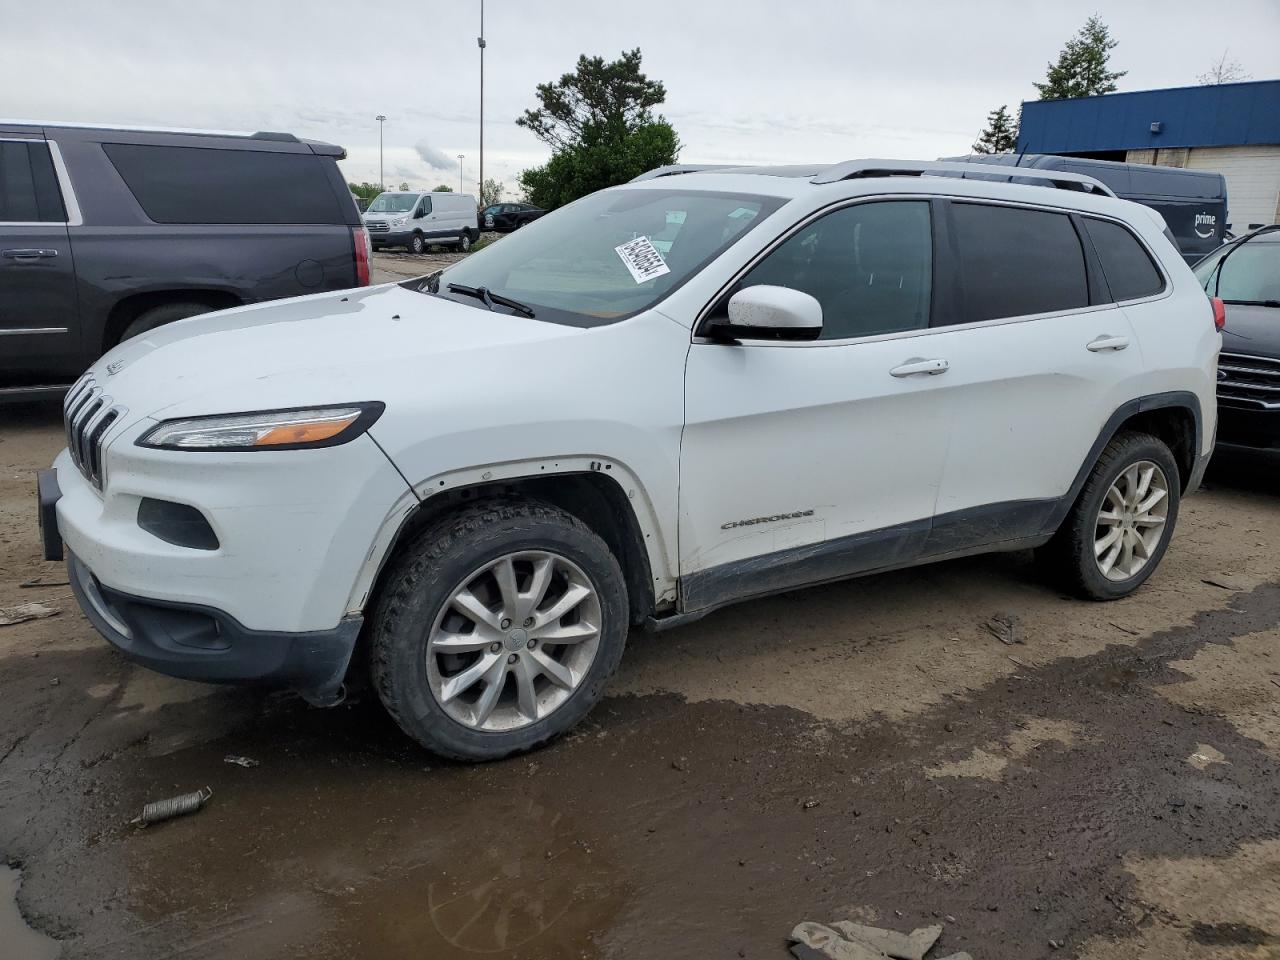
[137,403,384,452]
[391,216,408,226]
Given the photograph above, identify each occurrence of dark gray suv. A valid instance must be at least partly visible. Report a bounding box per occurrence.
[0,122,371,398]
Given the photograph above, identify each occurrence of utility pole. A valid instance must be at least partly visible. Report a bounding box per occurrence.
[457,154,465,194]
[477,0,485,200]
[375,115,386,191]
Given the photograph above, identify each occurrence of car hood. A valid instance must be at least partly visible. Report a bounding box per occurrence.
[1220,303,1280,360]
[91,283,587,423]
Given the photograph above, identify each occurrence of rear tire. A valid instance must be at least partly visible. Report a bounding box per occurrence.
[369,499,628,761]
[118,301,215,343]
[457,233,472,253]
[1040,430,1180,600]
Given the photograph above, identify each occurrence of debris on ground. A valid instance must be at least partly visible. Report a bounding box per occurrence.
[982,613,1021,645]
[0,602,59,627]
[789,919,956,960]
[1201,575,1246,591]
[19,577,70,588]
[223,755,259,768]
[130,787,212,826]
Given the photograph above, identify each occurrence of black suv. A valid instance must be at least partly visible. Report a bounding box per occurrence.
[0,122,370,398]
[480,202,546,232]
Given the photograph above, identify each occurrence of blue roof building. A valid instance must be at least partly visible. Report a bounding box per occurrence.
[1017,80,1280,229]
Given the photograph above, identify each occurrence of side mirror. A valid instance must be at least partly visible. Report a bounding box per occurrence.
[711,285,823,341]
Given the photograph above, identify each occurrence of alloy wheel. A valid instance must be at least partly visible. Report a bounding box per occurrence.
[425,551,602,732]
[1094,459,1169,581]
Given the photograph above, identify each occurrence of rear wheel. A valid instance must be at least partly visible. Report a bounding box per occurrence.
[369,500,628,760]
[118,301,215,343]
[457,233,472,253]
[1041,431,1180,600]
[409,233,426,255]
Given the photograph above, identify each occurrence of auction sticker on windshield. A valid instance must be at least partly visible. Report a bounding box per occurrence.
[615,236,670,284]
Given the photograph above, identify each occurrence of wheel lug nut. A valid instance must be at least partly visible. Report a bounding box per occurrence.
[524,617,534,628]
[489,642,501,653]
[507,653,518,664]
[527,639,537,650]
[500,618,512,630]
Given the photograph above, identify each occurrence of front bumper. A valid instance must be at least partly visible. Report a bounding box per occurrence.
[68,552,359,704]
[1216,404,1280,450]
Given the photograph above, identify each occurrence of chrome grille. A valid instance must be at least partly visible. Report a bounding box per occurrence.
[1217,353,1280,411]
[365,220,390,234]
[62,375,122,490]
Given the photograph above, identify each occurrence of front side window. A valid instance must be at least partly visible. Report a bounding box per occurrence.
[0,140,65,223]
[1195,237,1280,304]
[429,187,785,327]
[1083,217,1164,301]
[416,197,431,217]
[733,200,933,340]
[951,202,1088,323]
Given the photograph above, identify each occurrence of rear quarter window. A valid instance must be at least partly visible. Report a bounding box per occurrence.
[950,202,1089,323]
[1082,218,1165,301]
[103,143,343,224]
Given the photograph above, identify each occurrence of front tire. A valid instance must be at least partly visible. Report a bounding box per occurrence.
[1042,431,1180,600]
[409,233,427,255]
[369,500,629,760]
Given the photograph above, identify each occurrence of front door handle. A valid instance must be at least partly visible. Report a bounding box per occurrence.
[2,248,58,260]
[1087,334,1130,352]
[890,357,950,378]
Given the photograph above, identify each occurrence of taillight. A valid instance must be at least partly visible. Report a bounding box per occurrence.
[353,226,371,286]
[1210,296,1226,331]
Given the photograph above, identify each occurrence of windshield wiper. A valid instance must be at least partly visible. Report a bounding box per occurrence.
[446,283,536,318]
[1223,299,1280,308]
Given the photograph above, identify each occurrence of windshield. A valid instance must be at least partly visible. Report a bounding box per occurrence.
[1195,236,1280,304]
[367,193,418,214]
[426,188,785,326]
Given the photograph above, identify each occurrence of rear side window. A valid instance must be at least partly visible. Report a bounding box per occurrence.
[103,143,343,224]
[738,200,933,340]
[951,203,1088,322]
[0,140,66,222]
[1082,218,1164,301]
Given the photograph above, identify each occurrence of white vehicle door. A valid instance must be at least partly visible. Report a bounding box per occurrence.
[919,199,1147,555]
[679,199,952,612]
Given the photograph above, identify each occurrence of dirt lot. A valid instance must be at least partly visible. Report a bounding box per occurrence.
[2,393,1279,959]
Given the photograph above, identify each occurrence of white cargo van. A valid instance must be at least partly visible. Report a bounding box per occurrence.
[363,191,478,254]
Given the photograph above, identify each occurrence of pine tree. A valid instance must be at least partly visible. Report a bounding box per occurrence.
[972,105,1019,154]
[1033,15,1126,100]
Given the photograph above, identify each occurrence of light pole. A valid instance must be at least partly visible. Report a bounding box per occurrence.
[477,0,485,202]
[457,154,465,194]
[375,115,386,192]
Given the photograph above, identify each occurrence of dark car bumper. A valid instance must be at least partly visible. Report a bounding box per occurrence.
[68,552,360,705]
[1216,404,1280,451]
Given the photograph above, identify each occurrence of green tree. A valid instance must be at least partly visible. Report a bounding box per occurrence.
[432,184,454,192]
[516,48,679,209]
[398,181,410,191]
[1033,15,1126,100]
[347,181,382,201]
[972,105,1019,154]
[480,177,504,207]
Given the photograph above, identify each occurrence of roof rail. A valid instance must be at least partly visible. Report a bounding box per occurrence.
[250,130,300,143]
[811,159,1117,198]
[630,164,735,182]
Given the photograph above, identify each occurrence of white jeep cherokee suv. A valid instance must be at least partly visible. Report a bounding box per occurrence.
[39,160,1221,760]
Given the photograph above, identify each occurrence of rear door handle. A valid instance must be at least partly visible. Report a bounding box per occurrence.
[1087,334,1130,352]
[2,248,58,260]
[890,357,950,378]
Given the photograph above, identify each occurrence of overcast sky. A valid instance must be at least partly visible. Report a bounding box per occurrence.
[3,0,1276,198]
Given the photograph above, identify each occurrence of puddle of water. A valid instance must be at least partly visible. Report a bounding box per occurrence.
[0,865,60,960]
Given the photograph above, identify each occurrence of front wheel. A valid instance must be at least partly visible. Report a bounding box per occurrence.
[409,233,426,255]
[1041,431,1180,600]
[369,500,629,760]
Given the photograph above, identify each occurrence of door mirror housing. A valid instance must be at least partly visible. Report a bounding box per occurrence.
[711,285,823,341]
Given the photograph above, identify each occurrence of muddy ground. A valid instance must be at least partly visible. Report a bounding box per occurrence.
[1,394,1279,959]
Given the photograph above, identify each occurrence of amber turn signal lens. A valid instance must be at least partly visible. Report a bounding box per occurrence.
[252,414,360,447]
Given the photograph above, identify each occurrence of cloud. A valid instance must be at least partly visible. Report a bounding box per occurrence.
[414,141,455,171]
